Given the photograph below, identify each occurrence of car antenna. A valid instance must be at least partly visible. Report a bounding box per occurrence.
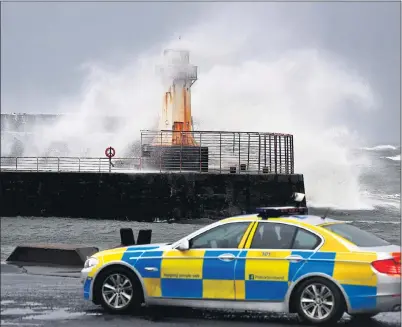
[321,207,330,219]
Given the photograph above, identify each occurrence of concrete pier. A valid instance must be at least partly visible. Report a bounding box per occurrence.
[0,171,305,221]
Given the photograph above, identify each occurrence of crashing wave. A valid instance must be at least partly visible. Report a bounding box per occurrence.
[362,145,398,151]
[385,154,401,161]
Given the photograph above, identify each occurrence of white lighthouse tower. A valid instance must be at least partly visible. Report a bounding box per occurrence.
[157,49,198,146]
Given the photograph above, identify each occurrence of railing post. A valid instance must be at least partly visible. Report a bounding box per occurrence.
[140,132,143,171]
[274,135,277,174]
[79,158,81,172]
[285,136,289,174]
[15,157,18,171]
[264,134,267,168]
[99,158,101,172]
[219,132,222,173]
[180,132,183,172]
[247,133,250,169]
[279,135,282,174]
[232,133,235,154]
[290,135,294,174]
[37,157,39,172]
[258,134,261,173]
[57,157,60,172]
[238,132,240,173]
[199,133,202,172]
[160,132,162,173]
[269,135,272,172]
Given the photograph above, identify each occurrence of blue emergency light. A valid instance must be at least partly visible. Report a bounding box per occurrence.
[256,192,308,219]
[256,206,308,219]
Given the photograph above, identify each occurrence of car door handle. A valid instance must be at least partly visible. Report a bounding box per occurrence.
[144,267,158,272]
[286,255,304,263]
[218,253,236,262]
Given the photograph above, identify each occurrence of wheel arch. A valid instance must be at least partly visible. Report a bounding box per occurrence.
[285,273,351,313]
[90,261,147,304]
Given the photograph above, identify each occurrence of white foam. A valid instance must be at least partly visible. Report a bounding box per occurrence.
[340,219,401,225]
[360,191,401,211]
[1,5,379,211]
[385,154,401,161]
[307,200,374,211]
[362,145,398,151]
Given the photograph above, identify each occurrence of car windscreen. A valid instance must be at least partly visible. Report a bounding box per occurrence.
[322,223,390,247]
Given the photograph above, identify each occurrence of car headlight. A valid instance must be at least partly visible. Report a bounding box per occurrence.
[84,257,99,269]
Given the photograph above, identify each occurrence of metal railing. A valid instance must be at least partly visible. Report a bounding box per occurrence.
[140,130,294,174]
[1,131,294,174]
[0,157,141,173]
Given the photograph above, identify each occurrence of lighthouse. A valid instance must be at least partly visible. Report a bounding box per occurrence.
[157,49,198,146]
[142,48,208,172]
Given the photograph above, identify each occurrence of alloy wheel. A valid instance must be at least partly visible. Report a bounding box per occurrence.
[101,273,134,309]
[300,283,335,321]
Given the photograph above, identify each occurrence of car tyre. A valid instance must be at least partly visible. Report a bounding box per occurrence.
[96,266,143,314]
[294,277,345,325]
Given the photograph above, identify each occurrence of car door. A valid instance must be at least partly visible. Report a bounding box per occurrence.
[235,221,324,302]
[160,221,254,300]
[235,221,298,302]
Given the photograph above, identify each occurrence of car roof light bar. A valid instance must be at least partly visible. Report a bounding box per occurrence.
[256,206,308,219]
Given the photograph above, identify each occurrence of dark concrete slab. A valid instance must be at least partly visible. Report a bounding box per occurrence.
[1,270,400,327]
[6,244,99,267]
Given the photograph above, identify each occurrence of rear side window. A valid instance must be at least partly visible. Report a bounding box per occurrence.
[322,223,390,247]
[250,223,297,249]
[293,228,321,250]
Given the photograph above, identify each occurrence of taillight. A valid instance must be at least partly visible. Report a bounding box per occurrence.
[372,258,401,276]
[392,252,401,264]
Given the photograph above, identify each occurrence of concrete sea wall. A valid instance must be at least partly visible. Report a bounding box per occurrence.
[0,172,306,221]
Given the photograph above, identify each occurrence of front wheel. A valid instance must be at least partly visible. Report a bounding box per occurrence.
[294,277,345,325]
[96,266,143,314]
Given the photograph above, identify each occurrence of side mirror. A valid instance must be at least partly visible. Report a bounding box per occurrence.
[176,239,190,251]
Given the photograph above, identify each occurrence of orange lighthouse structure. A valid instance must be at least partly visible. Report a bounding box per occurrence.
[156,49,198,146]
[142,48,208,171]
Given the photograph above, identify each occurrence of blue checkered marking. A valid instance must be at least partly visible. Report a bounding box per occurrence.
[121,250,145,266]
[290,251,336,281]
[203,250,240,280]
[83,278,92,300]
[161,279,203,298]
[342,285,377,310]
[288,251,314,280]
[122,245,163,267]
[245,280,289,301]
[134,251,163,278]
[234,250,248,280]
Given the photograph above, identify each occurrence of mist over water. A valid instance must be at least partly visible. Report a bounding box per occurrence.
[2,5,396,212]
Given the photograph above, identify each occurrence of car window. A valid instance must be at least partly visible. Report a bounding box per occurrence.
[292,228,321,250]
[190,222,251,249]
[250,222,297,249]
[322,223,390,247]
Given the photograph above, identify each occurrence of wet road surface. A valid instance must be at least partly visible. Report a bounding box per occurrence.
[1,265,401,327]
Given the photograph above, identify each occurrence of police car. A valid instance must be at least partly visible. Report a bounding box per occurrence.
[81,193,401,325]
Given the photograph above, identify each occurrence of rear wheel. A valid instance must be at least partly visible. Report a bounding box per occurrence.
[294,277,345,325]
[95,266,143,314]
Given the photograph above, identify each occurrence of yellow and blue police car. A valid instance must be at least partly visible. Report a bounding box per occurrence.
[81,202,401,325]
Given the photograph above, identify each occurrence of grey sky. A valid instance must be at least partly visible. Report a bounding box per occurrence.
[1,1,400,144]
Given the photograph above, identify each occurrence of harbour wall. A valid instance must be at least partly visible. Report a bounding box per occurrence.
[0,171,306,221]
